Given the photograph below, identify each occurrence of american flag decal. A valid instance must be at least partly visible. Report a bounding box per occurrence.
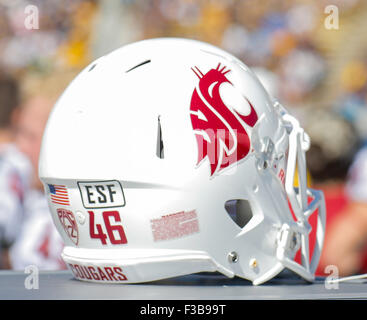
[48,184,70,206]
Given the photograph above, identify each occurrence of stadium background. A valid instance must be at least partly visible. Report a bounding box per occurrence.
[1,0,367,278]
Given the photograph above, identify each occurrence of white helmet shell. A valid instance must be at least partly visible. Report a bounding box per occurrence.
[39,38,325,285]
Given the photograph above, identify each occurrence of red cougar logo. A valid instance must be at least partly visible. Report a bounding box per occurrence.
[190,63,258,176]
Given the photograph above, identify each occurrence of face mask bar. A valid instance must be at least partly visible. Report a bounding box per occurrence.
[276,111,326,282]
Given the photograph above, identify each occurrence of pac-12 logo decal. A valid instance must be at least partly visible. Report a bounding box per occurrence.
[190,63,258,176]
[57,208,79,245]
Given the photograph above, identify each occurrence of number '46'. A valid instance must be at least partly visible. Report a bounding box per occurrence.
[88,210,127,245]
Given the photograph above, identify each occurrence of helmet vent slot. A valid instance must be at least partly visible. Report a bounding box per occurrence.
[88,63,97,72]
[156,116,164,159]
[126,60,151,73]
[225,199,253,228]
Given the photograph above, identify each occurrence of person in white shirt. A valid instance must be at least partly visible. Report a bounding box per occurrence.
[0,71,32,268]
[9,94,65,270]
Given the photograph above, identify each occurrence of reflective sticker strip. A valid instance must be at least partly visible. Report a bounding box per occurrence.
[150,210,199,242]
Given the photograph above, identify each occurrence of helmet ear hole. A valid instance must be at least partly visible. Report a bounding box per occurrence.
[225,199,253,228]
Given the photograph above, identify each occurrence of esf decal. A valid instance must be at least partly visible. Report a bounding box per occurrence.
[78,180,125,209]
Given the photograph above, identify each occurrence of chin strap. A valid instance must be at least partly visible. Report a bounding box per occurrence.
[276,110,326,282]
[326,273,367,284]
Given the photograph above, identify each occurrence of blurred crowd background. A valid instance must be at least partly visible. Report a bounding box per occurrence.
[1,0,367,279]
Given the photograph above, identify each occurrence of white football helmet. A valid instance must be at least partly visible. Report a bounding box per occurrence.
[39,38,326,285]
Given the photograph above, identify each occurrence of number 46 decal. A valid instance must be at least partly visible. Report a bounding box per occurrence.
[88,210,128,245]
